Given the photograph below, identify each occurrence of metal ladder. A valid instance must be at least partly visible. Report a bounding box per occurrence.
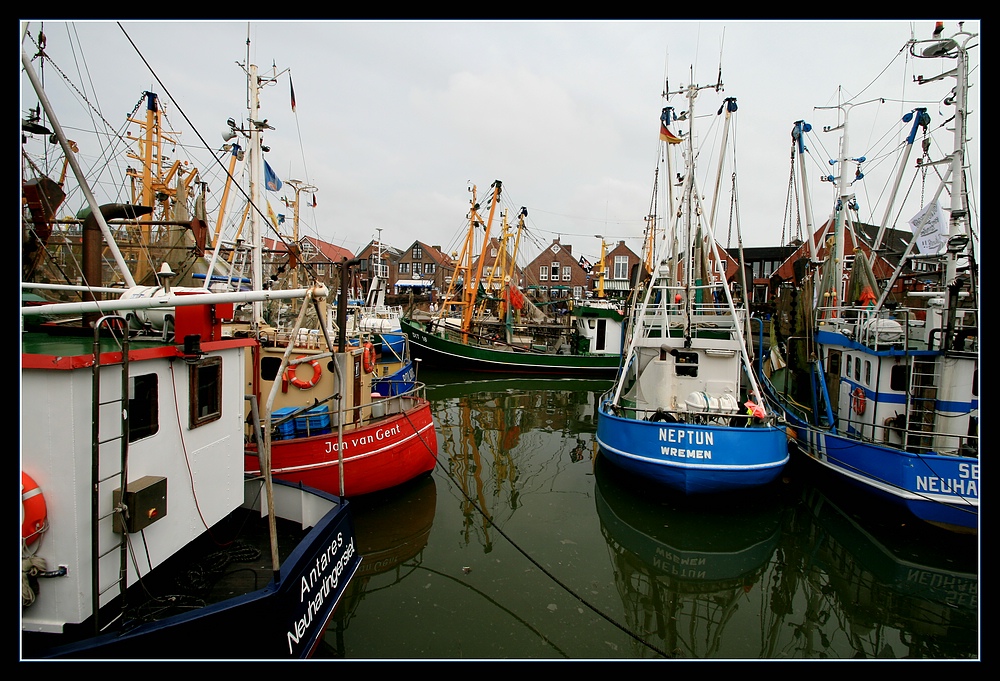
[905,355,939,453]
[91,315,131,633]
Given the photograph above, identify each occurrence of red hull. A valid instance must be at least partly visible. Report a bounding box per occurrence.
[245,400,438,497]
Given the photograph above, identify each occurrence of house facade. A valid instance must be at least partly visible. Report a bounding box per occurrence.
[523,238,591,302]
[393,240,454,301]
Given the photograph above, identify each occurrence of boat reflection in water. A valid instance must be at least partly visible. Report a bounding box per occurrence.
[315,474,437,658]
[427,372,611,553]
[594,455,783,659]
[785,468,978,659]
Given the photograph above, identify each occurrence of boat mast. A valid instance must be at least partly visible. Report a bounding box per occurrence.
[247,63,266,325]
[21,46,137,289]
[939,27,976,350]
[791,121,819,262]
[461,180,502,333]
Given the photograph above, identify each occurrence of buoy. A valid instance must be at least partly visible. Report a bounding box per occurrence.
[21,472,47,546]
[851,386,867,415]
[362,342,376,374]
[284,356,322,390]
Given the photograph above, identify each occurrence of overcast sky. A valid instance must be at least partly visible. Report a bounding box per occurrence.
[20,19,980,266]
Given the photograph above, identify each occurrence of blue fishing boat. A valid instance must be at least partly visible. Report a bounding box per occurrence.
[596,72,788,494]
[757,23,978,534]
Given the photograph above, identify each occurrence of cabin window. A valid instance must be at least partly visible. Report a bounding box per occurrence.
[865,360,872,385]
[827,351,841,377]
[540,266,549,281]
[890,364,908,391]
[845,355,852,378]
[673,350,698,377]
[261,356,283,381]
[854,356,861,381]
[128,373,159,442]
[189,356,223,428]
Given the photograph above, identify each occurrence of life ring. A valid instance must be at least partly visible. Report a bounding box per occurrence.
[362,342,376,374]
[851,386,867,415]
[21,472,47,547]
[284,355,322,390]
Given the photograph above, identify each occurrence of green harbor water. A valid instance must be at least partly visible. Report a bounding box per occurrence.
[315,370,979,660]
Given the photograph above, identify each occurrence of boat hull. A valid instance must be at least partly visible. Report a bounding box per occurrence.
[596,402,789,494]
[24,479,361,659]
[401,317,621,376]
[246,398,438,498]
[772,399,978,533]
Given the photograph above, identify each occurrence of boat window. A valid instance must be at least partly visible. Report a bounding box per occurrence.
[854,356,861,381]
[865,360,872,385]
[261,356,283,381]
[846,355,852,378]
[890,364,908,391]
[128,373,159,442]
[674,350,698,377]
[828,351,841,376]
[189,356,223,428]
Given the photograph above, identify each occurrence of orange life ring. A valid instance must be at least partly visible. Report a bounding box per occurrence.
[362,342,375,374]
[851,386,867,415]
[22,472,47,547]
[284,355,322,390]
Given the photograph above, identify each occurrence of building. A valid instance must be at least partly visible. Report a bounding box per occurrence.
[593,240,641,300]
[393,240,454,301]
[523,238,592,302]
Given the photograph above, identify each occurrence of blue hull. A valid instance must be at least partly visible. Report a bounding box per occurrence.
[780,408,978,532]
[596,402,788,494]
[373,360,416,396]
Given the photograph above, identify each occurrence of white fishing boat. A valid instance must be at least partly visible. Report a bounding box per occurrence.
[596,71,788,494]
[757,22,979,533]
[20,29,360,658]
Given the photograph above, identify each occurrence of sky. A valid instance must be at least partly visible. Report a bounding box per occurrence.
[20,19,981,267]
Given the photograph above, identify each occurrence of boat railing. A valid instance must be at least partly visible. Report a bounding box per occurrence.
[606,401,775,427]
[253,381,429,444]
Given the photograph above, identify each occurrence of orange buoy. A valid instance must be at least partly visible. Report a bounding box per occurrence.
[21,472,47,546]
[362,341,376,374]
[283,355,322,390]
[851,386,867,415]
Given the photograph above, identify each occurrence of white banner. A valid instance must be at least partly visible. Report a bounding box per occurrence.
[908,200,948,254]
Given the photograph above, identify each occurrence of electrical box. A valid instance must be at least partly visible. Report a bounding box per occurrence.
[113,475,167,534]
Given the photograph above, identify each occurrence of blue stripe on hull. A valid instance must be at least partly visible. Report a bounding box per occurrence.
[785,416,978,532]
[596,406,788,494]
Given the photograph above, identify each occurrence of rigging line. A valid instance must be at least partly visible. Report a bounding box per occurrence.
[114,22,304,275]
[431,447,670,658]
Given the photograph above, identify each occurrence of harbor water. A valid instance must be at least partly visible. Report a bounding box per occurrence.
[314,370,979,660]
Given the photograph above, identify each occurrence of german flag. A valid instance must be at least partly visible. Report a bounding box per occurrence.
[660,122,683,145]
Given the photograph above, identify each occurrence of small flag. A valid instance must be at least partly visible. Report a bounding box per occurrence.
[290,76,296,113]
[311,194,317,208]
[266,201,280,229]
[264,160,282,192]
[660,122,683,145]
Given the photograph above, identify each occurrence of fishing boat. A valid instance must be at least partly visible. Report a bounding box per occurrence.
[217,58,437,498]
[757,24,979,534]
[20,44,360,659]
[401,181,624,376]
[596,74,789,493]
